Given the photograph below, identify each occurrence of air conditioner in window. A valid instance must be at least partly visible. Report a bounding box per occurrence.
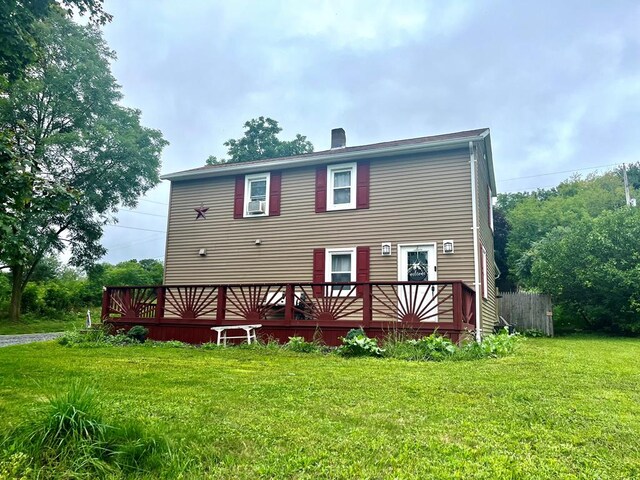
[247,200,266,214]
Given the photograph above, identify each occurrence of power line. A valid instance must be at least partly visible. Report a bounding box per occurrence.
[104,233,165,250]
[105,224,166,233]
[140,198,168,206]
[120,208,167,218]
[500,162,620,182]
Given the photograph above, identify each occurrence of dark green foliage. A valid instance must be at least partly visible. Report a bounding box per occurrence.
[285,336,321,353]
[337,329,385,357]
[126,325,149,343]
[1,382,170,478]
[456,328,523,359]
[205,117,313,165]
[529,208,640,335]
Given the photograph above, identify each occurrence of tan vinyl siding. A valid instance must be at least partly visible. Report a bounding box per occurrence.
[474,141,498,333]
[165,149,475,290]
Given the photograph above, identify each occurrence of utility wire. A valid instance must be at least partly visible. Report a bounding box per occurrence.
[120,208,167,218]
[500,162,619,182]
[105,224,166,233]
[139,198,168,206]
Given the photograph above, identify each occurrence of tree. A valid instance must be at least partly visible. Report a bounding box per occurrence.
[529,208,640,334]
[0,0,111,83]
[0,12,167,322]
[504,173,632,287]
[205,117,313,165]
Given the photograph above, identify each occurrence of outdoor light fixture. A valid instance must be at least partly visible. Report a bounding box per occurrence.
[442,240,454,254]
[198,248,207,257]
[381,243,392,256]
[255,239,262,245]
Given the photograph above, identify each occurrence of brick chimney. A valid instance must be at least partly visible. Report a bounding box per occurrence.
[331,128,346,149]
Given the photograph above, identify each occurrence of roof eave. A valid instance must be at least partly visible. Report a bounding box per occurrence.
[161,131,489,182]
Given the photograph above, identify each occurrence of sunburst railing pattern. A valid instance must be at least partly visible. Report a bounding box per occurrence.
[102,281,475,330]
[371,283,452,323]
[106,287,157,318]
[164,286,218,319]
[292,284,363,322]
[225,284,286,322]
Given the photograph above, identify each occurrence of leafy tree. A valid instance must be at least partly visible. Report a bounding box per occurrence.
[505,173,631,286]
[205,117,313,164]
[0,12,167,322]
[0,0,111,83]
[529,208,640,334]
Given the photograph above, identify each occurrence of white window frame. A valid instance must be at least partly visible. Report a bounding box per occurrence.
[325,247,356,296]
[243,172,270,218]
[481,245,488,300]
[327,162,356,211]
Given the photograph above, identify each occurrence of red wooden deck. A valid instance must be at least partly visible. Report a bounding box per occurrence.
[101,281,476,346]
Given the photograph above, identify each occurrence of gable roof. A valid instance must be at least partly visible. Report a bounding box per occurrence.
[162,128,495,191]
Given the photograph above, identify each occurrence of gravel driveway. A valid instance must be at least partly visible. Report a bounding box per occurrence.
[0,332,63,348]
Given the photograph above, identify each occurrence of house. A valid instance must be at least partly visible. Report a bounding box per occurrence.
[102,128,497,345]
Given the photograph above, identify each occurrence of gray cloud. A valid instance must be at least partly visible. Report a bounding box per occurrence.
[94,0,640,263]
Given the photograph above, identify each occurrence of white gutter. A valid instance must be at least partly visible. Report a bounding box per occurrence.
[161,133,488,181]
[469,141,482,343]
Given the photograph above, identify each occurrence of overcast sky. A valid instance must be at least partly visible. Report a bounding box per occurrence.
[96,0,640,264]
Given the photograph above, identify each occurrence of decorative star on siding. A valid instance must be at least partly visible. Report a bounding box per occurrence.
[194,205,209,220]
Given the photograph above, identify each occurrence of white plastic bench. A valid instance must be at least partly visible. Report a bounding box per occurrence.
[210,324,262,346]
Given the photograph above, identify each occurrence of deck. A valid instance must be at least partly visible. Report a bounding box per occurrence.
[101,281,476,346]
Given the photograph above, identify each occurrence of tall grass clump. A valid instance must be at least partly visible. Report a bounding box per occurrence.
[0,382,178,478]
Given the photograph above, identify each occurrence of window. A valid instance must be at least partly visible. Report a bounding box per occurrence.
[243,173,270,217]
[327,163,356,210]
[325,248,356,296]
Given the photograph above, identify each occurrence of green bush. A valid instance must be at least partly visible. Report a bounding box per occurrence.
[0,382,171,478]
[337,330,384,357]
[285,336,321,353]
[126,325,149,343]
[457,328,523,360]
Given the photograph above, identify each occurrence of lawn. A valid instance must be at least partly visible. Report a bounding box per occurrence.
[0,336,639,479]
[0,309,97,335]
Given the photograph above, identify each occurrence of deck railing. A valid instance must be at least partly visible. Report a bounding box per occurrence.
[102,281,475,332]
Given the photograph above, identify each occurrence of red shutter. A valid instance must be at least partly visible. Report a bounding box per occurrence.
[315,165,327,213]
[356,246,370,297]
[233,175,245,219]
[356,161,370,209]
[269,171,281,216]
[312,248,325,298]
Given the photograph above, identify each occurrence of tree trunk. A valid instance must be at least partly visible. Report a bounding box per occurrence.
[9,264,24,322]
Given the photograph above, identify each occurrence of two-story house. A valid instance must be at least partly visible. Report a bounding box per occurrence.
[102,128,497,345]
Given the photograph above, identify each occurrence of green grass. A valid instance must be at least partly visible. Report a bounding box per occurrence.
[1,336,639,479]
[0,309,96,335]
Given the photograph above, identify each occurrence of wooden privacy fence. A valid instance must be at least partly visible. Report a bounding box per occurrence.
[498,292,553,336]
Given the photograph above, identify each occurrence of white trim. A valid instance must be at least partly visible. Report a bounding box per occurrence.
[161,131,490,181]
[488,186,494,232]
[396,243,438,281]
[327,162,357,211]
[481,245,488,300]
[243,172,270,218]
[469,141,482,342]
[325,247,356,296]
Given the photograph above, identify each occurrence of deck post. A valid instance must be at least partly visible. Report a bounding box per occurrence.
[362,283,372,326]
[101,286,110,321]
[452,281,463,330]
[155,286,165,320]
[284,284,294,325]
[216,286,227,324]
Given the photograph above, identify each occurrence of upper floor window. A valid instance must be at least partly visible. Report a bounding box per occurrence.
[244,173,270,217]
[327,162,356,210]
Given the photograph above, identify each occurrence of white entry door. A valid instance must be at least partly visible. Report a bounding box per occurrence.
[397,244,438,322]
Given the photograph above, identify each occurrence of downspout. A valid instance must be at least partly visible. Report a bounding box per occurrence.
[469,141,482,343]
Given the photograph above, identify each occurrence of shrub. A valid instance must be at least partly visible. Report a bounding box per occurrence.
[337,329,384,357]
[126,325,149,343]
[285,336,321,353]
[457,328,523,360]
[0,382,171,478]
[521,328,546,338]
[383,332,457,361]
